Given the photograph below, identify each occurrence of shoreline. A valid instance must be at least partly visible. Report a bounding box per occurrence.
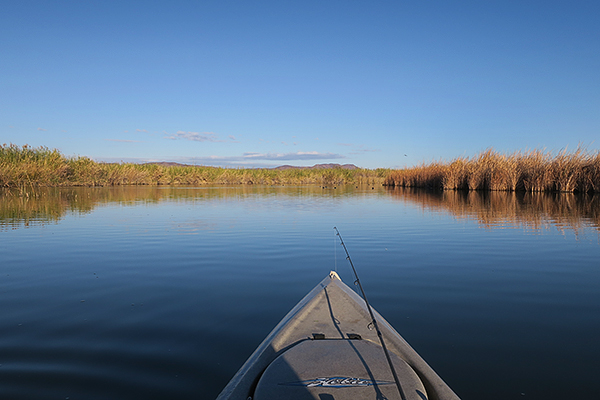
[2,144,600,193]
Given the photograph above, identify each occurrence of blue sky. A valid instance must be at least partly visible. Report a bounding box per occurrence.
[2,1,599,168]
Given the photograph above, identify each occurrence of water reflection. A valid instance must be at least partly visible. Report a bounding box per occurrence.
[0,187,93,229]
[387,187,600,233]
[0,185,375,230]
[3,186,600,234]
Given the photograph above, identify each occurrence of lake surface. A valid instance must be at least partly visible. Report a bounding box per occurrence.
[1,186,599,399]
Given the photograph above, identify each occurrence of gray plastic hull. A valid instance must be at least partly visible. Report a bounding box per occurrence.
[216,271,460,400]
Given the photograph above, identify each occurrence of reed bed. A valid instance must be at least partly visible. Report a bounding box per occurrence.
[1,144,386,188]
[384,148,600,193]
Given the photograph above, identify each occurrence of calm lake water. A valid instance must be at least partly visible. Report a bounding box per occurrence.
[1,186,599,399]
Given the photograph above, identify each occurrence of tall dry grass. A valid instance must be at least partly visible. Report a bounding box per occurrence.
[385,147,600,193]
[1,144,386,188]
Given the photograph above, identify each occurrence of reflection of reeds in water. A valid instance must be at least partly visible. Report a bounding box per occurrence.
[1,144,387,187]
[385,148,600,193]
[0,185,380,230]
[0,188,87,229]
[388,187,600,234]
[5,185,600,236]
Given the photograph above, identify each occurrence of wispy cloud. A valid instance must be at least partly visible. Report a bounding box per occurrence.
[37,127,47,131]
[350,145,379,154]
[164,131,221,142]
[337,143,379,154]
[136,129,147,133]
[163,131,240,143]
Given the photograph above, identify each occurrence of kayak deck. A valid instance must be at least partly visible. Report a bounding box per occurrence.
[217,271,460,400]
[254,339,427,399]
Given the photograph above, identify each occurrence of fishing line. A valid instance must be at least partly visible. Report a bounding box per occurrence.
[334,228,337,273]
[334,227,407,400]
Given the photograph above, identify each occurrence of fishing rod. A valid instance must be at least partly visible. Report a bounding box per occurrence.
[334,227,407,400]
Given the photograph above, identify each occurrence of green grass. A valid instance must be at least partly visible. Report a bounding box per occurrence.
[0,144,387,188]
[6,144,600,193]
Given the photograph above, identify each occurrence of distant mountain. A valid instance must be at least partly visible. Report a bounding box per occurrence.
[143,162,198,167]
[273,163,358,170]
[142,162,359,170]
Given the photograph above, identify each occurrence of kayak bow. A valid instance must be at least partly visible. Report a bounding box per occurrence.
[217,271,460,400]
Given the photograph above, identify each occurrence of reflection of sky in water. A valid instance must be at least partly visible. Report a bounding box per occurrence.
[2,185,599,399]
[4,186,600,238]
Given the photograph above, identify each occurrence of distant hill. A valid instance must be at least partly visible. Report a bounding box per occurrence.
[273,163,358,170]
[143,162,196,167]
[143,162,359,170]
